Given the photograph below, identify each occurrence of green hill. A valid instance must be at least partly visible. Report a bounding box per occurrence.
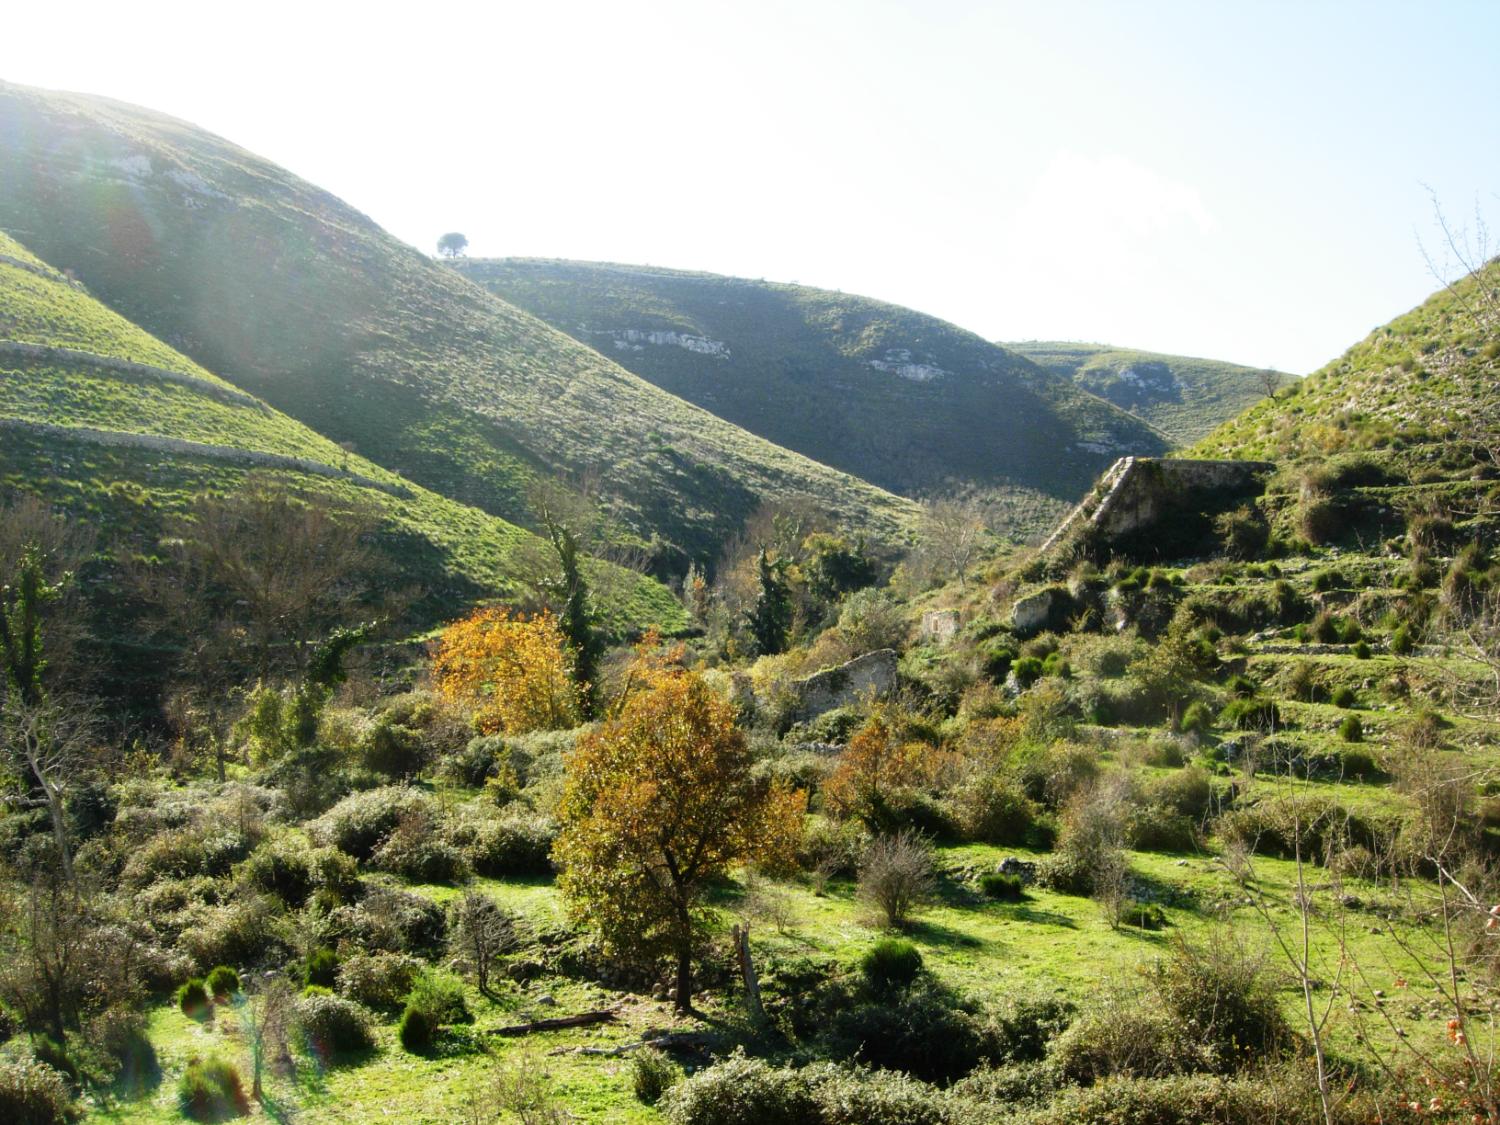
[0,229,686,642]
[1192,259,1499,471]
[0,82,914,571]
[1006,340,1296,446]
[454,258,1169,539]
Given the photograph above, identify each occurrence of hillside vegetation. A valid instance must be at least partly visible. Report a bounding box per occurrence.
[1008,340,1295,445]
[0,229,687,658]
[457,258,1168,539]
[0,82,914,571]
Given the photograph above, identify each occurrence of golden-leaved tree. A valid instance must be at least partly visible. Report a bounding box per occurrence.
[431,608,580,734]
[554,656,803,1012]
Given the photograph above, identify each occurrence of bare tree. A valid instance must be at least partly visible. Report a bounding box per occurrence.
[450,887,524,999]
[914,496,990,591]
[236,974,296,1104]
[2,695,100,884]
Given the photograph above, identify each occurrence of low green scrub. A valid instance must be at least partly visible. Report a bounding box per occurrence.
[177,1056,247,1121]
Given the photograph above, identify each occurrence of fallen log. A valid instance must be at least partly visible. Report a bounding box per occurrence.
[490,1008,619,1036]
[547,1031,713,1058]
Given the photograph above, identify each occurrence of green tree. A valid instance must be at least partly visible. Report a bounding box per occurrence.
[436,231,469,258]
[744,549,793,656]
[802,532,877,604]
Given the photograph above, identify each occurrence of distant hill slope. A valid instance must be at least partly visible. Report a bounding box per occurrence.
[456,258,1168,539]
[1006,341,1296,446]
[1192,260,1500,470]
[0,82,914,570]
[0,230,686,639]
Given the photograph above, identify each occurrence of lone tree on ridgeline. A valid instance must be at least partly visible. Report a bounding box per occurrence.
[437,232,469,259]
[554,647,803,1012]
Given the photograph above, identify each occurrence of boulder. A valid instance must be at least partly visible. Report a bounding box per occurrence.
[1011,588,1060,635]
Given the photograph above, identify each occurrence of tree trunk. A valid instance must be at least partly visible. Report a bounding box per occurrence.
[733,925,765,1025]
[675,948,693,1013]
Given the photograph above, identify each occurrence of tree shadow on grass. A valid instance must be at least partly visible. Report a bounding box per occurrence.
[997,903,1080,929]
[906,917,986,950]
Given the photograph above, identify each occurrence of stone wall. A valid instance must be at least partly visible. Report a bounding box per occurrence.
[779,648,898,724]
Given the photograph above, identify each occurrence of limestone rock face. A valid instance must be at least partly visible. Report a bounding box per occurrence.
[781,649,898,723]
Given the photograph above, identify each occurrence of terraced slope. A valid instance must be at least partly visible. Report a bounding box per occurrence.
[455,258,1168,539]
[0,81,914,569]
[0,230,686,637]
[1007,340,1295,446]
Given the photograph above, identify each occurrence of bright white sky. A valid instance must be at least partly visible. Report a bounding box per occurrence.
[7,0,1499,373]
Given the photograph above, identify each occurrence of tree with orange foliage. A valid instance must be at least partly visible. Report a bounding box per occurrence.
[824,712,927,831]
[431,608,580,734]
[553,657,802,1012]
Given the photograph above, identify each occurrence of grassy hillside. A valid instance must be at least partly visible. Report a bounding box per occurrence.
[456,258,1169,540]
[1193,258,1500,469]
[0,229,687,640]
[0,82,915,570]
[1007,340,1295,445]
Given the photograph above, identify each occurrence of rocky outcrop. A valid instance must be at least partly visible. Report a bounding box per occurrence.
[782,649,898,723]
[1011,587,1069,636]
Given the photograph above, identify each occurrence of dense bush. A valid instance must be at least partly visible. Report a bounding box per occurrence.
[238,838,313,905]
[180,896,285,970]
[660,1051,818,1125]
[979,991,1076,1065]
[177,1056,247,1121]
[404,968,472,1026]
[979,871,1025,901]
[336,951,422,1013]
[204,966,239,1000]
[1219,697,1280,732]
[861,938,924,993]
[397,1004,433,1053]
[304,948,339,989]
[1148,935,1289,1071]
[1339,714,1364,742]
[950,774,1045,847]
[368,812,465,883]
[1015,1072,1324,1125]
[0,1057,74,1125]
[330,887,446,953]
[1049,1004,1202,1085]
[294,994,376,1057]
[1330,685,1357,708]
[311,786,430,859]
[458,809,557,877]
[827,978,991,1084]
[177,978,210,1018]
[633,1046,680,1105]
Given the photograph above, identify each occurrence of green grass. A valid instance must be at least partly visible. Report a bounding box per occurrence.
[454,258,1169,542]
[1007,340,1297,446]
[0,81,916,568]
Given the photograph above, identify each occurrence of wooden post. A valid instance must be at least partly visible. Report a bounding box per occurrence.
[733,924,765,1025]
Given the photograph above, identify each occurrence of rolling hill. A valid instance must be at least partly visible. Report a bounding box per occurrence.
[0,81,915,571]
[0,229,687,650]
[1191,258,1499,472]
[1006,340,1296,446]
[454,258,1169,539]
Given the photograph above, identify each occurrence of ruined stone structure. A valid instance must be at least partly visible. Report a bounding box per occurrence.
[778,648,898,723]
[1040,456,1274,555]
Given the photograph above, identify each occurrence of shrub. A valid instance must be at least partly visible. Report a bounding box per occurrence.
[460,809,557,877]
[294,994,375,1057]
[1219,697,1280,732]
[1215,505,1269,560]
[177,1056,247,1121]
[1148,933,1289,1071]
[1339,714,1364,742]
[336,952,423,1013]
[405,968,471,1026]
[1330,685,1357,708]
[308,847,360,902]
[1050,1005,1200,1084]
[0,1058,74,1125]
[180,896,285,971]
[1020,1072,1315,1125]
[311,786,429,859]
[827,979,990,1084]
[1226,674,1257,698]
[1010,655,1045,687]
[369,811,466,883]
[204,966,239,1000]
[950,774,1042,846]
[1178,700,1213,735]
[304,948,338,989]
[238,838,314,905]
[802,1062,957,1124]
[659,1050,818,1125]
[177,978,210,1018]
[1391,623,1415,654]
[1352,640,1372,659]
[331,886,447,954]
[397,1004,433,1053]
[633,1046,680,1106]
[979,871,1025,901]
[861,938,924,993]
[858,831,937,928]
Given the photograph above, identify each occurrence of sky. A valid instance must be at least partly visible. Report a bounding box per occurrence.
[6,0,1499,373]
